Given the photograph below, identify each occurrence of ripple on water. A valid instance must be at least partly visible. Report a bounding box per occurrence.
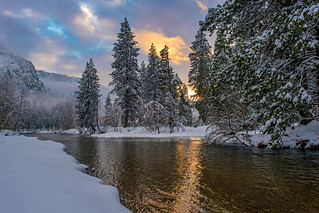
[28,134,319,213]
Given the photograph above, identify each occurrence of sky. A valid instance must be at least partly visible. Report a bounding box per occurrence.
[0,0,224,86]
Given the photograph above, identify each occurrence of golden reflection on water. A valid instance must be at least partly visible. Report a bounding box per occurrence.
[189,137,203,141]
[171,140,202,212]
[31,134,319,213]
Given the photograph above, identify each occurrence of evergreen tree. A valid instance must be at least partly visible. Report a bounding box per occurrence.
[111,98,123,131]
[178,83,193,126]
[110,17,141,128]
[139,61,147,100]
[188,30,213,123]
[158,45,172,101]
[76,58,101,132]
[104,93,113,129]
[145,43,160,102]
[201,0,319,147]
[188,30,212,100]
[158,45,179,132]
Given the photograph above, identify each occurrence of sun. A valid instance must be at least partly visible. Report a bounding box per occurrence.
[187,88,196,99]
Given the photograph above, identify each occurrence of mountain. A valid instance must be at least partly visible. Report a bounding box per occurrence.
[37,70,79,84]
[36,70,112,106]
[0,43,45,92]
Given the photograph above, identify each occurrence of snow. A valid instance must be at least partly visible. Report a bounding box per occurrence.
[275,39,282,48]
[92,126,207,138]
[0,134,131,213]
[0,43,45,92]
[251,120,319,149]
[37,128,80,134]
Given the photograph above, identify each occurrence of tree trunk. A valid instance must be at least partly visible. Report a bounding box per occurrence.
[14,97,23,132]
[96,106,101,133]
[314,104,319,121]
[314,26,319,120]
[124,109,129,128]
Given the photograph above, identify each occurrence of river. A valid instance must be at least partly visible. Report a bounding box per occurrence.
[28,134,319,213]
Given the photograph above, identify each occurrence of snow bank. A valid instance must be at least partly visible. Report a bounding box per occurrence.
[251,120,319,149]
[32,128,81,134]
[92,126,207,138]
[0,134,130,213]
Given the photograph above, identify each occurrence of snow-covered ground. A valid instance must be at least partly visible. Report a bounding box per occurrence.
[250,120,319,149]
[0,133,130,213]
[35,128,80,134]
[92,126,208,138]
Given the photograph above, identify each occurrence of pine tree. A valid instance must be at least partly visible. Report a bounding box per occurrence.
[110,18,141,128]
[145,43,161,102]
[139,61,147,100]
[104,93,113,129]
[188,30,213,123]
[111,98,122,131]
[158,45,179,132]
[0,75,17,130]
[158,45,171,101]
[189,30,212,100]
[76,58,101,132]
[201,0,319,147]
[178,83,193,126]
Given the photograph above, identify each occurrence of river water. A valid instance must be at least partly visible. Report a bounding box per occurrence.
[28,134,319,213]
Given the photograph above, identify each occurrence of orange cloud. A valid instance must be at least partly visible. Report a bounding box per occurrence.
[194,0,208,12]
[134,29,189,65]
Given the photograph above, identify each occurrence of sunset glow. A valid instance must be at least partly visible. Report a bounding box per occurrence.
[188,88,196,99]
[0,0,224,85]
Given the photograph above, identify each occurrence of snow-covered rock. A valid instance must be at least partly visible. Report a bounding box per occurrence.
[0,43,45,92]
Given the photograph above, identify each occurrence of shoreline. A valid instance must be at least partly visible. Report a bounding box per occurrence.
[0,134,131,213]
[19,120,319,151]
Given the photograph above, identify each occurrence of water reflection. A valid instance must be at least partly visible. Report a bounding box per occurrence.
[170,140,203,212]
[30,134,319,213]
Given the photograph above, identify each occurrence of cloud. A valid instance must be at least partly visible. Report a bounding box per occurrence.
[2,8,44,21]
[134,29,189,65]
[73,3,116,41]
[47,20,68,38]
[194,0,208,12]
[2,10,14,17]
[21,8,44,20]
[107,0,126,7]
[29,39,63,71]
[30,53,57,71]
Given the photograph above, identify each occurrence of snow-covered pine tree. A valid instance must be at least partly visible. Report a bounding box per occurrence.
[104,93,113,129]
[178,83,193,126]
[145,43,161,102]
[201,0,319,147]
[139,61,147,101]
[111,98,122,131]
[158,45,179,132]
[76,58,101,132]
[158,45,171,101]
[188,29,213,123]
[110,18,142,128]
[0,74,17,130]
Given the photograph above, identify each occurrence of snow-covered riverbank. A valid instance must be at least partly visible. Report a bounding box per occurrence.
[0,133,130,213]
[250,120,319,150]
[92,126,208,138]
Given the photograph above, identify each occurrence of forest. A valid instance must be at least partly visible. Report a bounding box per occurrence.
[0,0,318,148]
